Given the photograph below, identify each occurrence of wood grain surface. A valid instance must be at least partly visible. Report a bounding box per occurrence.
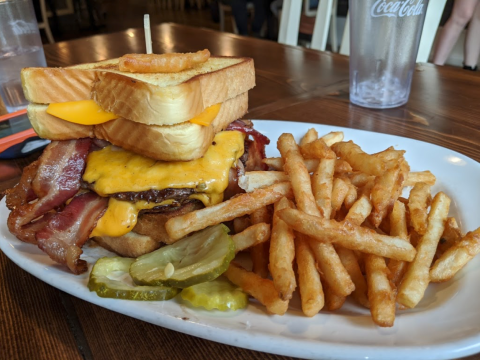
[1,23,479,360]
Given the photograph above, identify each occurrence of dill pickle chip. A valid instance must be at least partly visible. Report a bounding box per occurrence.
[181,277,249,311]
[88,257,179,301]
[130,224,235,288]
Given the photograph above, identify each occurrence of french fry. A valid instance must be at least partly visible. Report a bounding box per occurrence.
[323,280,346,311]
[278,133,352,301]
[362,208,397,326]
[300,128,318,146]
[340,194,372,308]
[320,131,344,147]
[295,233,324,316]
[250,206,271,278]
[404,171,436,187]
[269,197,296,300]
[262,158,317,172]
[277,208,416,261]
[225,262,288,315]
[345,194,372,226]
[278,133,327,312]
[430,227,480,282]
[331,141,387,176]
[277,133,319,216]
[373,147,406,162]
[371,157,409,229]
[344,182,358,210]
[165,182,292,240]
[359,177,375,198]
[334,159,353,174]
[364,253,396,327]
[348,172,375,188]
[232,223,271,253]
[397,192,451,308]
[262,158,351,175]
[309,240,355,297]
[387,201,410,287]
[436,217,463,257]
[331,178,349,215]
[312,158,335,219]
[370,166,401,227]
[408,182,432,235]
[335,245,370,308]
[300,138,336,159]
[238,171,288,192]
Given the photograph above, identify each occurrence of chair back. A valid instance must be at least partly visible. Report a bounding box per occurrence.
[278,0,337,52]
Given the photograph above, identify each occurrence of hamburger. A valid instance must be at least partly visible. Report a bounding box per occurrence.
[5,50,269,274]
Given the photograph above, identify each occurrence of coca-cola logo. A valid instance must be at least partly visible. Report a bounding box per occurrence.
[371,0,425,18]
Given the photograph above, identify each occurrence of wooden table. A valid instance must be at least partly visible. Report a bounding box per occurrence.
[1,23,479,360]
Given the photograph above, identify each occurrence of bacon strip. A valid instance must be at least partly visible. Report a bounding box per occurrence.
[32,139,92,215]
[226,120,271,150]
[5,161,39,210]
[36,192,108,274]
[227,120,271,171]
[7,139,92,243]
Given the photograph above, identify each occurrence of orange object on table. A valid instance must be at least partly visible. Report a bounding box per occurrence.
[0,109,36,154]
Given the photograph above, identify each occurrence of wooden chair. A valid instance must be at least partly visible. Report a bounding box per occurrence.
[38,0,55,43]
[339,0,448,63]
[278,0,339,52]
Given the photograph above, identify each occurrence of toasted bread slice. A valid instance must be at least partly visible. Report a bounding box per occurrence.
[21,58,119,103]
[22,56,255,126]
[27,92,248,161]
[93,232,160,258]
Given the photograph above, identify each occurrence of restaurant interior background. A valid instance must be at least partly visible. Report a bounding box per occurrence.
[35,0,460,66]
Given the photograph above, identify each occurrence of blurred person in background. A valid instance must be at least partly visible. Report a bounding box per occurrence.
[433,0,480,70]
[221,0,268,37]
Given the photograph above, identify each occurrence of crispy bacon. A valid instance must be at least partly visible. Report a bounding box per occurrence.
[32,139,92,209]
[7,139,92,244]
[226,119,270,150]
[36,192,108,274]
[5,161,39,210]
[227,120,270,171]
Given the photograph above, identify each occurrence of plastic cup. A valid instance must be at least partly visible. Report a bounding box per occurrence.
[349,0,429,109]
[0,0,47,113]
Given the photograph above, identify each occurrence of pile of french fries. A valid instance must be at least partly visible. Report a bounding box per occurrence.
[165,129,480,327]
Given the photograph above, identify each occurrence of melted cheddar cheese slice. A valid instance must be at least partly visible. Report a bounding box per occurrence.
[85,131,244,237]
[90,198,174,238]
[47,100,221,127]
[46,100,118,125]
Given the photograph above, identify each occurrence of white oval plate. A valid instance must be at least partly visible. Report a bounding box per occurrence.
[1,120,480,360]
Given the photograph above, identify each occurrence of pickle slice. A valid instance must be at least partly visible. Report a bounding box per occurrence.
[181,277,249,311]
[88,257,179,300]
[130,224,235,288]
